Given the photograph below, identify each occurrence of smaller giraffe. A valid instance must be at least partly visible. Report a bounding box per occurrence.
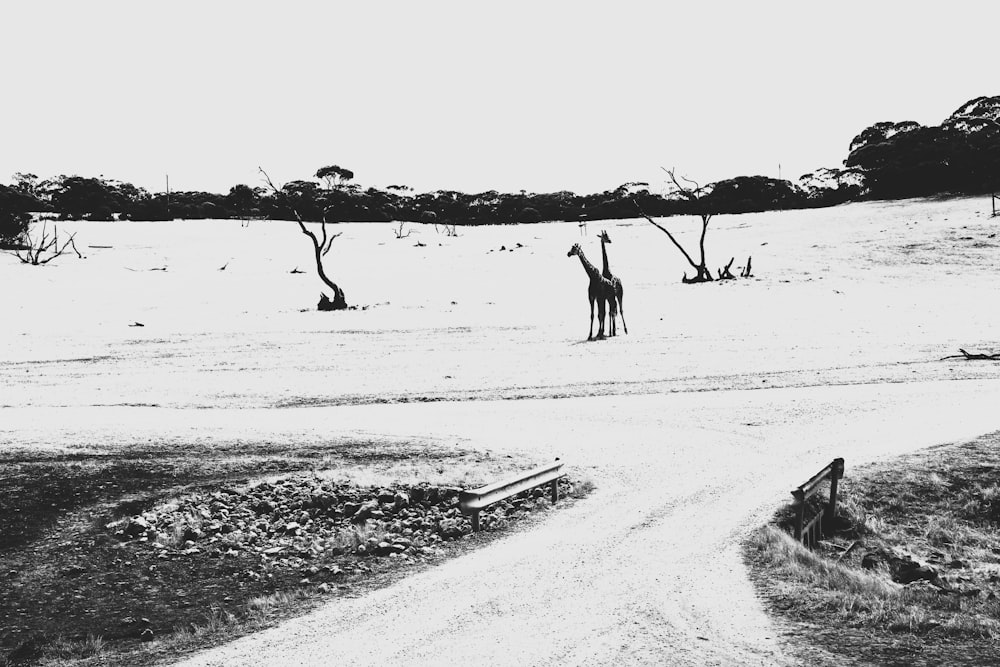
[598,230,627,335]
[567,243,618,340]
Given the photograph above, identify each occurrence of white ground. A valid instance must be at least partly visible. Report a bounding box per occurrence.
[2,198,1000,665]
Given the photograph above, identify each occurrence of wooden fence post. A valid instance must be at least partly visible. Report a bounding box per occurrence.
[792,489,805,541]
[551,479,559,503]
[825,458,844,536]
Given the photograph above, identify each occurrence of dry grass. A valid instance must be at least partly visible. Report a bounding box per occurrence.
[746,431,1000,666]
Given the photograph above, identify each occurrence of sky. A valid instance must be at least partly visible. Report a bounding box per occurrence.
[2,1,998,196]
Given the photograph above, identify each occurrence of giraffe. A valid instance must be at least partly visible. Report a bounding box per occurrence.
[567,243,618,340]
[598,230,627,335]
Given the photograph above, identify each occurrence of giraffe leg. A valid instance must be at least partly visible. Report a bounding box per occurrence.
[588,296,595,341]
[618,288,627,335]
[609,293,619,337]
[596,299,607,340]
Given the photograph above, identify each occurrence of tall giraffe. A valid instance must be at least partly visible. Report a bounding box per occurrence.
[598,230,627,335]
[567,243,618,340]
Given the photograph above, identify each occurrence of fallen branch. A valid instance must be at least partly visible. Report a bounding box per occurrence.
[718,257,735,280]
[940,348,1000,361]
[836,540,859,563]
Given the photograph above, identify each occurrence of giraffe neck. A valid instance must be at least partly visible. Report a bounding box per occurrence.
[576,251,600,281]
[600,238,611,276]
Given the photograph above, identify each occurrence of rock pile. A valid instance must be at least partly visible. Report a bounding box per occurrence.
[109,474,574,583]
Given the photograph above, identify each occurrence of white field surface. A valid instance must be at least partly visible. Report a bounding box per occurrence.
[3,198,1000,665]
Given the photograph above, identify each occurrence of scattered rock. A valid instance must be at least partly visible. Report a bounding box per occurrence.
[863,548,939,584]
[124,517,151,538]
[352,500,381,523]
[254,500,276,515]
[60,565,88,578]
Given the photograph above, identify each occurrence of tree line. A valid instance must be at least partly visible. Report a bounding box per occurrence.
[2,94,998,241]
[0,170,823,228]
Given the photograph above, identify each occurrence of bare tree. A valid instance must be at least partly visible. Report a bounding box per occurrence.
[392,221,412,239]
[5,221,82,265]
[260,168,348,310]
[634,168,714,282]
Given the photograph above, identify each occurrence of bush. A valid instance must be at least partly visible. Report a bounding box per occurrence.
[0,211,30,249]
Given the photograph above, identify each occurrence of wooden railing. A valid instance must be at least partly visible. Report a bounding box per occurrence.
[791,458,845,548]
[459,460,565,531]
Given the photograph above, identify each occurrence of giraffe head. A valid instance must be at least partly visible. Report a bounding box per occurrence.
[598,230,611,244]
[567,243,582,258]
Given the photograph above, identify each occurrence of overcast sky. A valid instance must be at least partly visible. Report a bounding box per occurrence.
[3,1,998,196]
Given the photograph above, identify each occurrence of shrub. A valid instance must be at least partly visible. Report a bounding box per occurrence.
[0,211,30,249]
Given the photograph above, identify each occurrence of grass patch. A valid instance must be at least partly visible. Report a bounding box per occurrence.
[746,431,1000,666]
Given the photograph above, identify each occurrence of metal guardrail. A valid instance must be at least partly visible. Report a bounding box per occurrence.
[459,460,565,531]
[791,457,844,548]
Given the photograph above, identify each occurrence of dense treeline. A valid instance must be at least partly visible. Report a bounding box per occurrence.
[0,172,828,230]
[2,94,998,235]
[843,95,1000,199]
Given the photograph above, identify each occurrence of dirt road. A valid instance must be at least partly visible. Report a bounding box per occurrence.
[7,377,998,666]
[160,379,1000,666]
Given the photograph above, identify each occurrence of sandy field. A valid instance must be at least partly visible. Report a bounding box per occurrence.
[2,197,1000,665]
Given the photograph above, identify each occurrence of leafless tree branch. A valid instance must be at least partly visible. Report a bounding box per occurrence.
[393,221,412,239]
[632,199,701,272]
[6,222,82,265]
